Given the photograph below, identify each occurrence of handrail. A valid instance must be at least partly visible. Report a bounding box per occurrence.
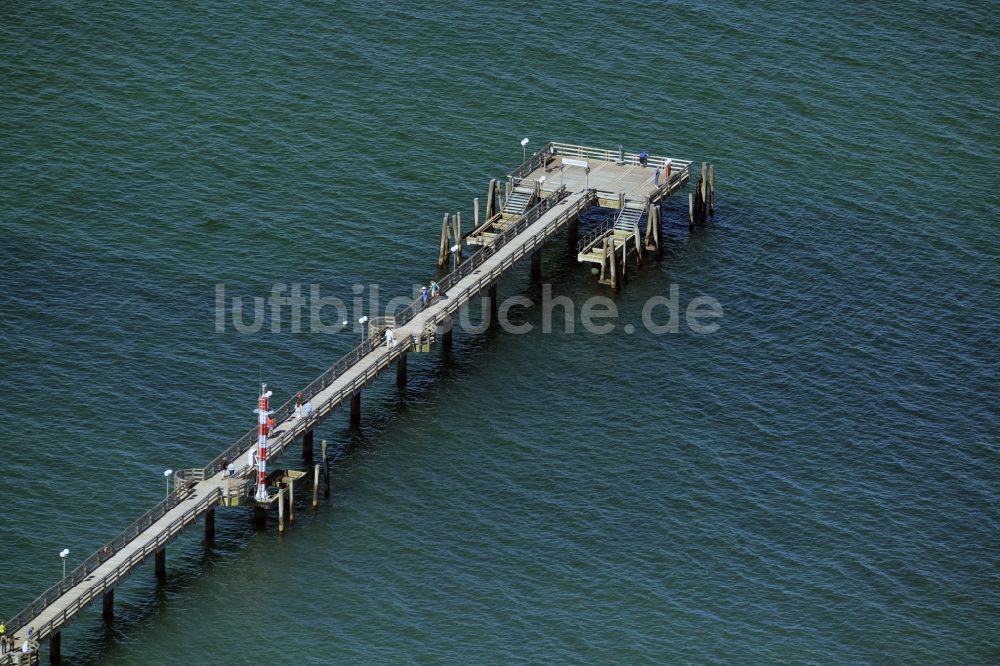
[577,221,615,253]
[2,489,222,646]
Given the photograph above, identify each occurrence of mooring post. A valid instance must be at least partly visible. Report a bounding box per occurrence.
[700,162,708,224]
[437,213,450,268]
[709,163,715,216]
[288,479,295,524]
[609,238,619,290]
[599,237,609,284]
[633,223,643,266]
[321,439,330,498]
[50,630,61,665]
[485,179,497,220]
[396,350,408,387]
[103,588,114,620]
[313,463,320,510]
[530,250,541,282]
[453,213,462,265]
[278,488,285,535]
[350,393,361,428]
[154,548,166,579]
[688,192,695,229]
[303,429,314,462]
[204,506,215,541]
[474,197,479,228]
[653,206,662,261]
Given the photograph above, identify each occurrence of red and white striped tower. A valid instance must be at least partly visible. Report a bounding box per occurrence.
[254,384,273,502]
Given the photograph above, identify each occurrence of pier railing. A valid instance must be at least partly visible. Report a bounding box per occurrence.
[1,183,592,644]
[1,489,222,652]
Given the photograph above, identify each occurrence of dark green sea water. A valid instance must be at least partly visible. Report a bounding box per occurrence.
[2,1,998,663]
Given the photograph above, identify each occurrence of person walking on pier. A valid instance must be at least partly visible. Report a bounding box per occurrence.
[294,392,303,419]
[421,285,429,309]
[654,166,661,186]
[385,327,395,349]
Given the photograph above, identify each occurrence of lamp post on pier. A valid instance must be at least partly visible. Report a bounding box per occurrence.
[60,549,69,578]
[520,137,529,163]
[163,469,173,500]
[359,316,369,351]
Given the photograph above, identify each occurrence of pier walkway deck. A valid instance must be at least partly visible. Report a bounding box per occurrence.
[2,141,710,664]
[1,187,597,665]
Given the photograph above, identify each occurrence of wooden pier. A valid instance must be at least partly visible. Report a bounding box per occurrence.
[0,142,713,664]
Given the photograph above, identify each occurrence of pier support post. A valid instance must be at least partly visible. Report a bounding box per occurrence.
[288,479,295,524]
[396,351,408,387]
[688,192,695,229]
[322,440,331,498]
[530,251,541,282]
[453,213,462,265]
[278,488,286,535]
[103,589,114,620]
[441,315,453,351]
[49,630,61,665]
[474,197,479,228]
[313,463,320,510]
[701,162,708,224]
[488,285,498,328]
[350,393,361,428]
[154,548,166,579]
[254,504,267,527]
[567,217,578,251]
[204,506,215,541]
[303,429,314,462]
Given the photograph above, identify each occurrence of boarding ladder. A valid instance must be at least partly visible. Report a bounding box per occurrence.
[503,187,534,216]
[613,201,646,233]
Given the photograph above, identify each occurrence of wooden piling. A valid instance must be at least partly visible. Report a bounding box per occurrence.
[312,463,320,510]
[288,479,294,524]
[485,179,496,220]
[278,488,285,535]
[322,439,330,498]
[700,162,708,224]
[254,504,267,527]
[609,237,619,290]
[441,314,453,350]
[653,206,662,261]
[396,350,407,387]
[530,250,541,282]
[453,213,462,265]
[488,284,498,327]
[204,506,215,541]
[50,630,61,665]
[709,163,715,216]
[633,223,642,266]
[154,548,166,579]
[350,393,361,428]
[102,589,114,620]
[474,197,479,228]
[688,192,695,228]
[303,429,314,462]
[599,237,609,284]
[437,213,450,268]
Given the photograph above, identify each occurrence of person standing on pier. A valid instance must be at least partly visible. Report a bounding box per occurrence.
[421,285,429,309]
[430,280,440,301]
[385,327,395,349]
[639,150,649,167]
[654,166,661,186]
[294,392,303,419]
